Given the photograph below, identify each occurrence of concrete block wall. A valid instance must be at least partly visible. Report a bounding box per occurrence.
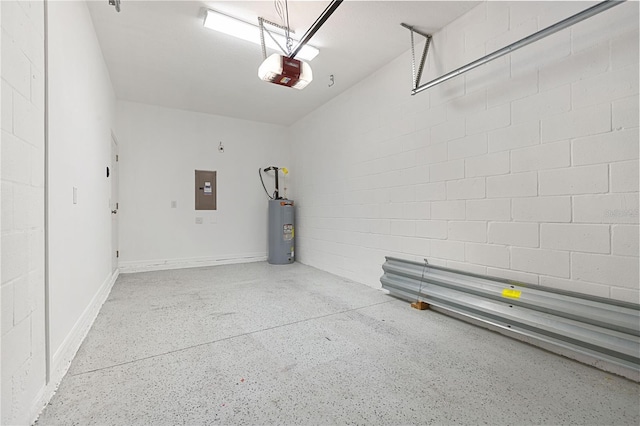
[290,1,639,301]
[1,1,46,424]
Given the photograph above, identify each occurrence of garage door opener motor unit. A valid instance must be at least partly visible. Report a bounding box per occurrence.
[260,166,295,264]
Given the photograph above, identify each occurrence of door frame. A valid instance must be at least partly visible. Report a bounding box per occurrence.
[110,131,119,273]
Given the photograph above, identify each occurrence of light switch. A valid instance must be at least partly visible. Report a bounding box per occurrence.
[73,187,78,204]
[171,201,177,208]
[195,217,203,224]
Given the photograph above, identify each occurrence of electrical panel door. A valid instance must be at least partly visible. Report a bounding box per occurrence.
[195,170,217,210]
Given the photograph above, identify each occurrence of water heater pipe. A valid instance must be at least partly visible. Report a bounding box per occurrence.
[262,166,288,199]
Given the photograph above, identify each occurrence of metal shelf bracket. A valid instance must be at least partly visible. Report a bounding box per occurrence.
[409,0,625,96]
[401,23,432,91]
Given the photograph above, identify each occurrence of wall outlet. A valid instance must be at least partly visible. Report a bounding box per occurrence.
[195,217,203,224]
[171,201,177,208]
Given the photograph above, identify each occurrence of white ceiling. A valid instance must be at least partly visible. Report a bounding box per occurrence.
[86,0,480,126]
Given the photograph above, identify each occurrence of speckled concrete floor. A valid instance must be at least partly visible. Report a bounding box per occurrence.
[36,262,639,425]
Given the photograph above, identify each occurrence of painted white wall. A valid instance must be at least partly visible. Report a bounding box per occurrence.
[1,3,3,419]
[1,1,46,424]
[1,4,3,422]
[47,0,117,390]
[2,0,117,422]
[290,1,639,301]
[116,101,290,271]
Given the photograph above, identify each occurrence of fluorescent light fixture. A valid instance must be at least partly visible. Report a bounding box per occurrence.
[203,9,320,62]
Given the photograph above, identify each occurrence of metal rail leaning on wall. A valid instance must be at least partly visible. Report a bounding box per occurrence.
[380,256,640,381]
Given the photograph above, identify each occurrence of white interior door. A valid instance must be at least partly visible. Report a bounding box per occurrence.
[110,134,119,272]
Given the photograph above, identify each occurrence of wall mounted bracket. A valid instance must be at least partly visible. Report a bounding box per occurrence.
[401,23,432,91]
[409,0,624,95]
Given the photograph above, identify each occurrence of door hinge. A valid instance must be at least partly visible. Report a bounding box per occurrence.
[116,155,119,162]
[116,202,119,209]
[116,250,119,258]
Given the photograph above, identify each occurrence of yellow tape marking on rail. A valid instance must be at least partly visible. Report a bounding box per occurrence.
[502,289,522,299]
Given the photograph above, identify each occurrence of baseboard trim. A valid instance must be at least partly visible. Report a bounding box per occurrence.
[29,268,119,425]
[118,253,267,273]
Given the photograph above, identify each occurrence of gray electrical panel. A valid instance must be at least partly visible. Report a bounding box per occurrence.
[268,199,295,264]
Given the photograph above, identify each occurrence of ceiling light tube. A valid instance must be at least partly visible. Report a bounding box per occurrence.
[203,9,320,61]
